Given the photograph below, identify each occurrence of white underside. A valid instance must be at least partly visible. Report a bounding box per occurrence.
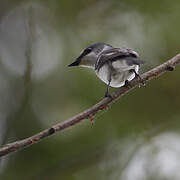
[96,60,139,88]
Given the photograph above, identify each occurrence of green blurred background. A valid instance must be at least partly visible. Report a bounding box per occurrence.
[0,0,180,179]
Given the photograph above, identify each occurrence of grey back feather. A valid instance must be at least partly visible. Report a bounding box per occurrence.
[95,48,144,71]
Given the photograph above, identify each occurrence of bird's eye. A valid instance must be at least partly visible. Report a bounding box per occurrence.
[84,48,92,54]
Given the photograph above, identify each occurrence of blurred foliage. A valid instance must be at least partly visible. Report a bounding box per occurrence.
[0,0,180,179]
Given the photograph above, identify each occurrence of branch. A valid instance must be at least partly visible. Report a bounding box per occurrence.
[0,54,180,158]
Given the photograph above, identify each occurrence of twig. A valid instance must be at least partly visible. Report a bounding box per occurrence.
[0,54,180,158]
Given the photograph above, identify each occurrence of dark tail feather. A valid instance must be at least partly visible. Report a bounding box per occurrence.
[126,57,145,65]
[135,58,145,65]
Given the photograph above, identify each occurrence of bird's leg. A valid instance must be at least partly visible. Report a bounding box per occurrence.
[104,62,113,99]
[101,77,112,110]
[105,80,112,98]
[130,69,146,86]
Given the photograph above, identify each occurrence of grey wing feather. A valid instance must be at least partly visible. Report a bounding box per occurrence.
[95,48,126,70]
[95,54,108,71]
[95,48,144,71]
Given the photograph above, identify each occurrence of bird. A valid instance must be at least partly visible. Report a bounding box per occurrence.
[68,43,144,98]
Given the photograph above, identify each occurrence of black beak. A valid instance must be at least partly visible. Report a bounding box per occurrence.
[68,48,91,67]
[68,59,80,67]
[68,52,85,67]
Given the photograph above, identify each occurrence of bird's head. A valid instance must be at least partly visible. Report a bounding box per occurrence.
[68,43,113,69]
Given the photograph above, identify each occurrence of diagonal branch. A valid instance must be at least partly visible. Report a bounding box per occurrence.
[0,54,180,158]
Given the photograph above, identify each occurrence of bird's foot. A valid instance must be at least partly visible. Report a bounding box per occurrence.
[104,92,113,100]
[125,80,132,88]
[133,72,146,87]
[136,75,146,87]
[129,69,146,87]
[140,79,146,87]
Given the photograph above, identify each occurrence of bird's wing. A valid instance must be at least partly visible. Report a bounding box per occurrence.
[95,48,144,71]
